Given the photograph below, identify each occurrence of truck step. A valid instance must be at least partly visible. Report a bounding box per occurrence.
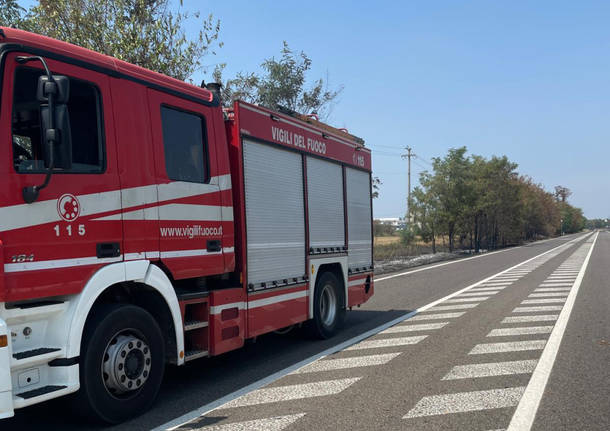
[12,347,61,360]
[16,385,67,400]
[184,320,208,331]
[185,349,208,362]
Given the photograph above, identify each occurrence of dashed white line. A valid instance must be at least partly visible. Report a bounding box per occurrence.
[471,287,506,292]
[469,340,547,354]
[403,387,526,418]
[380,322,449,334]
[444,296,490,303]
[528,292,568,298]
[442,360,538,380]
[425,303,479,312]
[501,315,558,324]
[535,287,571,292]
[155,234,589,431]
[346,335,427,350]
[521,298,566,304]
[458,291,500,297]
[293,353,401,374]
[192,414,306,431]
[410,312,466,321]
[487,326,554,337]
[507,233,598,431]
[221,378,361,408]
[513,305,564,313]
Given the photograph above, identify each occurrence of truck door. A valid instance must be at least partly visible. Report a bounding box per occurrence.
[146,89,225,279]
[0,52,121,301]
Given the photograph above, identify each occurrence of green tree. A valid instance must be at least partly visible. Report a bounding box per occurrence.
[2,0,221,81]
[411,185,440,253]
[372,176,382,199]
[427,147,471,252]
[214,41,342,119]
[0,0,27,27]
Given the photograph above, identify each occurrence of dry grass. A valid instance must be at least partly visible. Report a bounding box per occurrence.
[374,236,401,245]
[373,235,451,260]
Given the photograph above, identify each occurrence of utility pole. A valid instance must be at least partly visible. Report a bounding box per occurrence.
[401,146,415,222]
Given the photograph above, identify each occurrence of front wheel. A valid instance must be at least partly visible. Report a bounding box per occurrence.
[308,272,345,339]
[77,304,165,424]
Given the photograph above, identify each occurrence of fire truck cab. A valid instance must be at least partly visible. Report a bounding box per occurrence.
[0,27,373,423]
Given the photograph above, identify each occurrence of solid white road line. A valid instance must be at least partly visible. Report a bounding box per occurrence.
[539,282,573,287]
[403,387,526,418]
[528,292,568,298]
[193,414,306,431]
[501,315,558,324]
[221,378,361,408]
[380,322,449,334]
[293,353,401,374]
[469,340,547,354]
[487,326,554,337]
[442,360,538,380]
[410,312,466,321]
[513,305,564,313]
[346,336,427,350]
[521,298,566,304]
[444,296,490,303]
[507,232,598,431]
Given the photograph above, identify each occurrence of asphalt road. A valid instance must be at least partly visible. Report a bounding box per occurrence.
[4,231,608,430]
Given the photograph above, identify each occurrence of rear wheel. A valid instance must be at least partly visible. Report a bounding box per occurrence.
[78,304,165,424]
[308,272,345,339]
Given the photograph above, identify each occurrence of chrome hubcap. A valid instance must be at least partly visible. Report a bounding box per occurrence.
[320,283,337,327]
[102,333,152,395]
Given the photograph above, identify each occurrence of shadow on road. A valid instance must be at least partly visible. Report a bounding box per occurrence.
[4,308,412,431]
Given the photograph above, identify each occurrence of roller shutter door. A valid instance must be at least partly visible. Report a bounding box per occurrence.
[243,139,306,286]
[306,157,345,250]
[346,167,372,269]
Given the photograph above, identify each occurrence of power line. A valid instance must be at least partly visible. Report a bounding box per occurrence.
[414,154,433,167]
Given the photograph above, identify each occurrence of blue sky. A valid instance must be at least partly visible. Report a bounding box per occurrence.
[22,0,608,218]
[182,0,608,219]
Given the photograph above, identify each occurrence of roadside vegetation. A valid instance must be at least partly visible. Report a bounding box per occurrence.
[375,147,586,261]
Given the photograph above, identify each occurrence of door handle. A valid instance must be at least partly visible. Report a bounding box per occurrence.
[207,240,221,252]
[97,242,120,258]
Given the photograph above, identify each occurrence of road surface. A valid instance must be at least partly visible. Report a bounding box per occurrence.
[5,231,609,430]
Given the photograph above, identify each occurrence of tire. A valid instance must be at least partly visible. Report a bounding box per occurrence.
[308,272,345,339]
[77,303,165,424]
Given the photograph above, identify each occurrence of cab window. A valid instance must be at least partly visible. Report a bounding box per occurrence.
[160,105,208,183]
[12,66,105,173]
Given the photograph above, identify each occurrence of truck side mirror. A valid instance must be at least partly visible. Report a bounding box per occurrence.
[37,75,72,169]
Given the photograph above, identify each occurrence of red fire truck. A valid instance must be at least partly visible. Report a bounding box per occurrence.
[0,27,373,423]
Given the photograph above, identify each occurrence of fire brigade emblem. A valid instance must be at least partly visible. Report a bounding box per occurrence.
[57,194,81,221]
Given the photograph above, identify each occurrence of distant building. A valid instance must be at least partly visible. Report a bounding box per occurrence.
[375,217,407,229]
